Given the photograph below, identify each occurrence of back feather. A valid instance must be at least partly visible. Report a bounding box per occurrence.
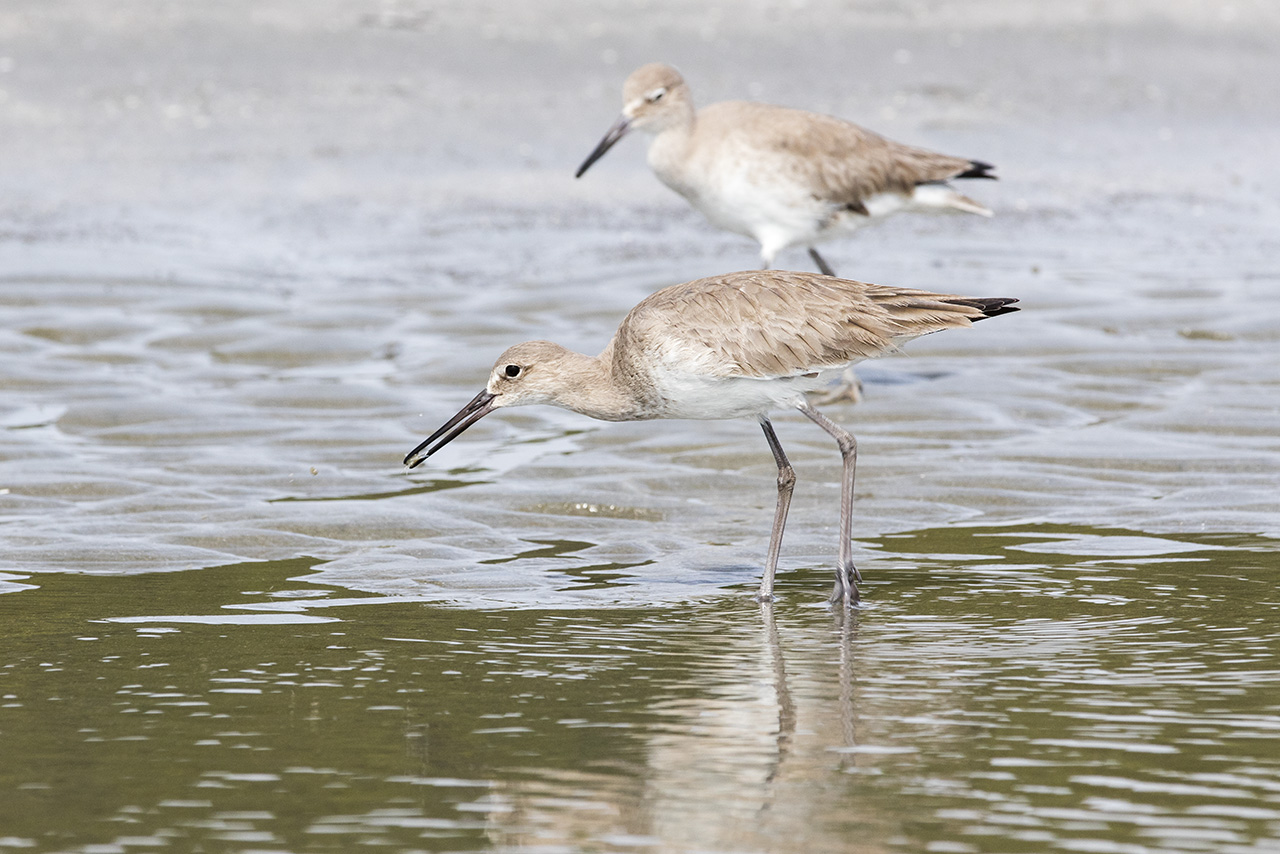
[614,271,1018,380]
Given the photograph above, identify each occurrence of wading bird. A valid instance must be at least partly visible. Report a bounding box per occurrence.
[405,271,1017,607]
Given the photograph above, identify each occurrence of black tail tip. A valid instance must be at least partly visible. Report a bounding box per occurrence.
[972,297,1020,320]
[957,160,997,180]
[944,297,1019,320]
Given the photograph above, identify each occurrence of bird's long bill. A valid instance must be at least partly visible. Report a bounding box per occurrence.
[403,390,496,469]
[574,115,631,178]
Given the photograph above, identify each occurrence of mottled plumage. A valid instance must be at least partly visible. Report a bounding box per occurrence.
[616,271,1007,382]
[405,270,1018,607]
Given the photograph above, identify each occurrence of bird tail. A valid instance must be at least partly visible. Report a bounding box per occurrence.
[955,160,997,180]
[945,297,1020,321]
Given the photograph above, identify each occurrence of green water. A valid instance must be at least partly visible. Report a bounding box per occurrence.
[3,525,1277,853]
[3,6,1280,851]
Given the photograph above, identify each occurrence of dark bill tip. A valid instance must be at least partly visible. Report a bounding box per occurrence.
[574,115,631,178]
[403,389,496,469]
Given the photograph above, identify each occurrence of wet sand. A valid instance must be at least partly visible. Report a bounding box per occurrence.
[1,4,1279,850]
[2,0,1277,582]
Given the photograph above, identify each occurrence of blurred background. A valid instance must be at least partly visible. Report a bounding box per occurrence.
[1,2,1279,852]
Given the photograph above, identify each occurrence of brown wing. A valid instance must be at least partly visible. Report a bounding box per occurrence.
[613,270,1015,380]
[705,102,983,210]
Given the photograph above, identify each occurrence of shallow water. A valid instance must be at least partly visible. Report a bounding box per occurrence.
[2,526,1279,853]
[3,2,1280,851]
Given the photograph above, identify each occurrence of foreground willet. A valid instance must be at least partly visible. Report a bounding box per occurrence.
[576,63,996,277]
[404,271,1018,607]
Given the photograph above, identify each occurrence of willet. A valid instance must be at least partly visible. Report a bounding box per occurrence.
[404,270,1018,607]
[576,63,996,277]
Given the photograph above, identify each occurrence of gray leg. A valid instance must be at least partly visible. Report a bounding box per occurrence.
[808,247,836,277]
[795,400,861,606]
[757,416,796,602]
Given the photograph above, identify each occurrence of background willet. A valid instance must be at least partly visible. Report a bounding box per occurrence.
[575,62,997,278]
[6,5,1279,850]
[405,270,1018,606]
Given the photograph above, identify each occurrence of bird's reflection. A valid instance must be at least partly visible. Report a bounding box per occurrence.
[473,596,872,852]
[757,598,862,801]
[837,606,860,762]
[760,601,797,788]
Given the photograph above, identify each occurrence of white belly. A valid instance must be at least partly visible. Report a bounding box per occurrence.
[647,131,975,260]
[645,368,831,420]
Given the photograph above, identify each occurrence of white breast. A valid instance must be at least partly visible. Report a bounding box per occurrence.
[650,131,824,246]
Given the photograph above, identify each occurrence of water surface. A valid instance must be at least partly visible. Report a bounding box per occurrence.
[2,2,1279,851]
[3,526,1278,852]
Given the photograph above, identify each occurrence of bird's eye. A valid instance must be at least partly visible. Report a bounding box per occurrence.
[647,88,666,103]
[504,364,521,378]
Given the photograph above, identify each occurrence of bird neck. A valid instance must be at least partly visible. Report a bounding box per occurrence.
[548,346,647,423]
[647,107,697,189]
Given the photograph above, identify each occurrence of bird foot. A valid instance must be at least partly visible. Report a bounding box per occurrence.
[829,565,860,608]
[806,371,863,406]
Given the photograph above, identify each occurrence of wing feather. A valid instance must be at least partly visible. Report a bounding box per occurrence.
[701,102,981,207]
[613,271,1009,381]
